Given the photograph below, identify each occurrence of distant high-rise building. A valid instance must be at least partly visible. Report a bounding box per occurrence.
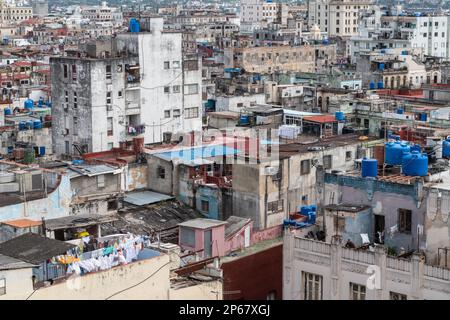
[307,0,374,37]
[32,0,48,18]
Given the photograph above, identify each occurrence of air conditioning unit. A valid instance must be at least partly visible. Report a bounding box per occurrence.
[264,166,278,176]
[207,171,214,176]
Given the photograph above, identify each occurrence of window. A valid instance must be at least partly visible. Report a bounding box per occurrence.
[107,142,113,150]
[106,91,112,105]
[157,166,166,179]
[65,91,69,103]
[185,107,198,119]
[173,109,181,117]
[164,110,171,118]
[106,65,111,79]
[173,85,180,93]
[301,159,311,175]
[323,155,332,169]
[97,175,105,188]
[118,90,122,98]
[398,208,412,233]
[346,151,352,161]
[65,141,70,154]
[73,117,78,135]
[350,283,366,300]
[164,86,170,93]
[164,61,170,69]
[63,64,68,78]
[107,117,113,136]
[185,84,199,95]
[71,65,77,80]
[390,292,407,300]
[267,200,283,214]
[107,200,118,211]
[423,33,427,38]
[336,28,340,33]
[201,200,209,212]
[303,272,322,300]
[180,227,195,247]
[424,22,427,27]
[0,278,5,295]
[172,61,180,68]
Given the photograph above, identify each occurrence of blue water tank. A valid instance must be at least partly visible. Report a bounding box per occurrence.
[7,146,13,154]
[26,120,34,129]
[38,97,44,107]
[39,146,46,156]
[240,115,249,124]
[397,108,404,114]
[369,81,376,89]
[385,141,411,165]
[18,121,26,130]
[377,81,384,89]
[442,138,450,158]
[322,39,329,45]
[24,99,34,109]
[380,49,386,54]
[72,159,84,165]
[362,158,378,177]
[301,205,311,215]
[420,113,427,121]
[310,204,317,212]
[129,18,140,33]
[33,119,42,129]
[410,144,421,153]
[379,63,385,70]
[402,151,428,176]
[335,111,345,121]
[4,108,12,116]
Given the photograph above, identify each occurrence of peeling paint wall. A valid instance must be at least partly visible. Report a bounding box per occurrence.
[126,163,148,191]
[0,174,72,222]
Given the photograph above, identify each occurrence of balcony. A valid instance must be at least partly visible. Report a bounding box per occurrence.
[126,124,145,136]
[125,102,140,115]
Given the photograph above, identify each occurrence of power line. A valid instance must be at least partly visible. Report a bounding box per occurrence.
[104,261,171,300]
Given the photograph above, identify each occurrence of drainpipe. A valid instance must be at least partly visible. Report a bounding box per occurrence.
[264,174,268,230]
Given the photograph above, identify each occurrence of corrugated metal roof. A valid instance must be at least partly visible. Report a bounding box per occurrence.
[44,213,119,231]
[68,164,121,178]
[0,254,36,270]
[123,190,174,206]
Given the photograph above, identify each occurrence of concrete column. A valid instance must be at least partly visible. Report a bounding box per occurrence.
[282,230,294,299]
[330,235,342,300]
[374,245,387,300]
[410,253,425,300]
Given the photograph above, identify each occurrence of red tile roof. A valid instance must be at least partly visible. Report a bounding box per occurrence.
[1,219,42,228]
[303,115,338,123]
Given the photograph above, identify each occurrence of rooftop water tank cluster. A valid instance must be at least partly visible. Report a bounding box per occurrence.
[129,18,140,33]
[443,137,450,158]
[385,139,428,176]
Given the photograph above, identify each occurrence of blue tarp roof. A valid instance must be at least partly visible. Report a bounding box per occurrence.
[154,145,239,162]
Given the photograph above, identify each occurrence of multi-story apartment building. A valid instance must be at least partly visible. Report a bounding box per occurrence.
[350,13,450,62]
[80,1,123,27]
[240,0,288,33]
[224,45,316,74]
[307,0,374,37]
[0,0,33,25]
[51,17,202,156]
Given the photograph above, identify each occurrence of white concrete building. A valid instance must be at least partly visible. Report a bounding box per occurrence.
[349,13,450,61]
[283,233,450,300]
[51,17,202,155]
[0,0,33,26]
[307,0,374,37]
[240,0,287,33]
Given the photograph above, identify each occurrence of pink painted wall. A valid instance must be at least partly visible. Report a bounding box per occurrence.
[224,222,253,254]
[251,225,282,245]
[179,225,225,258]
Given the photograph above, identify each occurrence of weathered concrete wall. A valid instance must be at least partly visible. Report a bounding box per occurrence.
[325,174,426,253]
[126,163,148,191]
[283,234,450,300]
[0,174,72,222]
[30,254,170,300]
[147,156,173,195]
[229,45,315,74]
[169,279,223,300]
[0,268,34,300]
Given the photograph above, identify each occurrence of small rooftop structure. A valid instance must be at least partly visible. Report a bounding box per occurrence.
[0,254,36,271]
[0,233,75,265]
[1,219,42,229]
[44,213,119,232]
[178,218,227,230]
